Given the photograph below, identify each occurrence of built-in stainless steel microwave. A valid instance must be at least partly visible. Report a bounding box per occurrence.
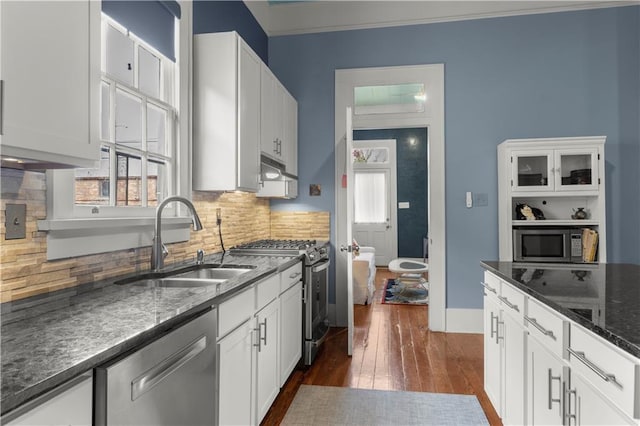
[513,228,583,263]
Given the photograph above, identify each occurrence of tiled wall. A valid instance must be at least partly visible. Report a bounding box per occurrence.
[271,211,331,241]
[1,169,330,303]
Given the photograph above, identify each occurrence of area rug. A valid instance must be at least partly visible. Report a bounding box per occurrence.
[381,278,428,305]
[281,385,489,425]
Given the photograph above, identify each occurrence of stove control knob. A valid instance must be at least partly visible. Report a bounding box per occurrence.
[308,253,316,261]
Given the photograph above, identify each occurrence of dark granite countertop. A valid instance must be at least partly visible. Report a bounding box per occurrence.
[0,253,302,416]
[481,261,640,359]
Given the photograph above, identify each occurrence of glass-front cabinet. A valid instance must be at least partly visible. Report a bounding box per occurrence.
[498,136,606,262]
[511,148,599,192]
[511,150,553,191]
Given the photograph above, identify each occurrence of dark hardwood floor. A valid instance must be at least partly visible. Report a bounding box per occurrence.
[261,268,502,425]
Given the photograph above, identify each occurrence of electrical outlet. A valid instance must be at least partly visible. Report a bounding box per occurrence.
[5,204,26,240]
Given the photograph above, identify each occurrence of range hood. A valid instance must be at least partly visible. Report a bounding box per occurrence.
[260,155,297,182]
[258,155,298,199]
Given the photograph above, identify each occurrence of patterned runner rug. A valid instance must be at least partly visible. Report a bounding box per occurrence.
[281,385,489,425]
[381,278,428,305]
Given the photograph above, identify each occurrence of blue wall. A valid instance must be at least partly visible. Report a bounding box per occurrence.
[268,6,640,309]
[354,128,428,258]
[193,0,268,63]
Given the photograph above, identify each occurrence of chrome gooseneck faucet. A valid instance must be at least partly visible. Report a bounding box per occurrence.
[151,196,203,271]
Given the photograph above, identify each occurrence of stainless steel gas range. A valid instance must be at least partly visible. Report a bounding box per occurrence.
[230,239,330,366]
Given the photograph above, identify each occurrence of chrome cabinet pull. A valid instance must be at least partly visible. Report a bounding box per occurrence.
[565,386,577,426]
[254,318,268,352]
[567,348,623,389]
[490,312,498,340]
[496,317,504,343]
[261,318,268,347]
[289,271,302,280]
[480,281,497,294]
[498,295,519,312]
[548,368,561,410]
[131,336,207,400]
[254,322,262,351]
[525,316,556,341]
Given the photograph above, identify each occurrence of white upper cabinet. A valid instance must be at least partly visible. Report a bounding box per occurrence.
[284,90,298,176]
[260,65,298,175]
[0,0,100,168]
[193,32,261,192]
[511,147,600,193]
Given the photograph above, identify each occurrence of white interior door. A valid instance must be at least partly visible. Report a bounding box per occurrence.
[343,107,355,356]
[335,64,445,333]
[352,139,397,266]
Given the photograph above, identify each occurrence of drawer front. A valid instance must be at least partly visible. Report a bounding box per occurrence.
[525,297,566,358]
[280,261,303,294]
[483,271,501,296]
[499,281,525,322]
[569,324,639,419]
[219,288,254,338]
[256,274,280,311]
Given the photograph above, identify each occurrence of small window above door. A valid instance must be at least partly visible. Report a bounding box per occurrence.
[354,83,425,115]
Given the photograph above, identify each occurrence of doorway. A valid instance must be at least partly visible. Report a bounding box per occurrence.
[334,65,445,353]
[351,139,397,266]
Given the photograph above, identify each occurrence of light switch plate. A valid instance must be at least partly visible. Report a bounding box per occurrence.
[474,193,489,207]
[5,203,26,240]
[466,192,473,208]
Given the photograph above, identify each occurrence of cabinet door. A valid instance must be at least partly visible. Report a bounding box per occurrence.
[484,292,502,415]
[0,0,100,167]
[511,150,554,192]
[237,39,261,191]
[554,148,599,192]
[528,335,564,426]
[568,371,633,426]
[502,311,526,426]
[280,281,302,386]
[218,320,254,426]
[260,66,278,160]
[4,375,92,426]
[284,91,298,176]
[255,299,280,424]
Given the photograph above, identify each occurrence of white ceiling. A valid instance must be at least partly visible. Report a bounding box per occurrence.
[244,0,638,37]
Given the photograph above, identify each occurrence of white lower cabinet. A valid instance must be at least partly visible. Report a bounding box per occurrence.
[568,370,634,425]
[483,270,639,426]
[483,287,502,413]
[255,298,280,423]
[218,319,254,426]
[483,272,526,426]
[528,334,565,426]
[217,262,303,425]
[502,306,525,426]
[3,374,92,426]
[280,280,302,386]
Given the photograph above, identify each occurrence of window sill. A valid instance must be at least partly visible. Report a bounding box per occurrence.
[38,216,193,260]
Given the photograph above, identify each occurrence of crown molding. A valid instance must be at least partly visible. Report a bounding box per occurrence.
[244,1,639,37]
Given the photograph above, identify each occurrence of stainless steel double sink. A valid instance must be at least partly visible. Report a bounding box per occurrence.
[116,264,256,288]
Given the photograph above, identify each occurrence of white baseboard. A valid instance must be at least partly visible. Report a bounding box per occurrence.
[445,308,483,334]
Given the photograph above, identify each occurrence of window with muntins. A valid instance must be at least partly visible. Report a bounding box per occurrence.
[74,14,175,209]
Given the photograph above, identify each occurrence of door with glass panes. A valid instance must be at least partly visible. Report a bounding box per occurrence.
[352,140,397,266]
[511,149,599,192]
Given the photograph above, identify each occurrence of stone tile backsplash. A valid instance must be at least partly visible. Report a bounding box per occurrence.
[0,169,330,302]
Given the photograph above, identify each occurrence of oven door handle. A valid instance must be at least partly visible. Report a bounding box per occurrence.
[311,260,330,273]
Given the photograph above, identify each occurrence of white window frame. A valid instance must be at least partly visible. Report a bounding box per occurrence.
[39,1,193,261]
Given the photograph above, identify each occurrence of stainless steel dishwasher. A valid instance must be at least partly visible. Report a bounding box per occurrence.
[95,308,217,425]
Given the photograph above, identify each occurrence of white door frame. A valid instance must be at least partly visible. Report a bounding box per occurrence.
[334,64,446,332]
[352,139,398,266]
